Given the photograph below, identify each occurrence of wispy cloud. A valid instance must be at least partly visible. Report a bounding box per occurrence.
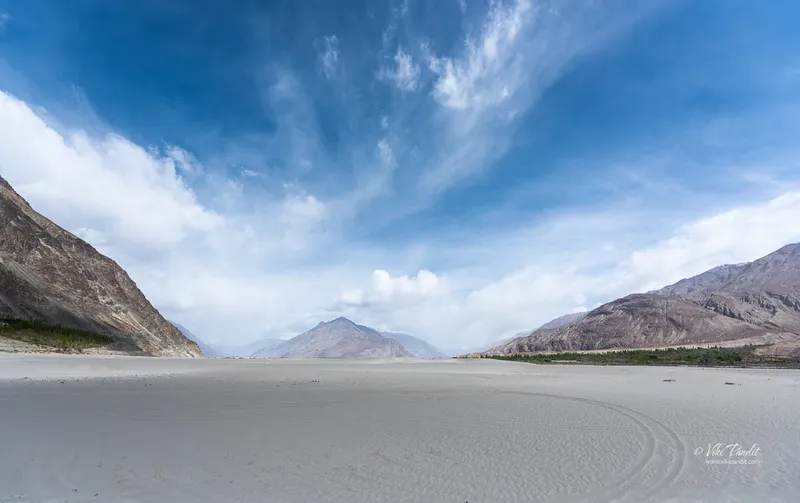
[415,0,660,194]
[0,12,9,29]
[319,35,340,79]
[379,48,421,91]
[428,0,533,111]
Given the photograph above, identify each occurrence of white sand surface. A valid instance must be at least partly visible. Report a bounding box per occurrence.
[0,355,797,503]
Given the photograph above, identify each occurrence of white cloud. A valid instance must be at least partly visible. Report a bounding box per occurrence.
[339,288,364,305]
[319,35,340,79]
[372,269,443,300]
[379,47,421,92]
[428,0,533,110]
[0,12,9,29]
[336,269,446,308]
[0,91,222,258]
[0,90,337,343]
[417,0,660,194]
[624,191,800,292]
[376,139,396,168]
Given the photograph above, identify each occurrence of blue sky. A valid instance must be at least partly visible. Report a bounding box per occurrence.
[1,0,800,351]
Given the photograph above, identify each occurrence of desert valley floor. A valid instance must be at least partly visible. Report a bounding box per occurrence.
[0,355,797,503]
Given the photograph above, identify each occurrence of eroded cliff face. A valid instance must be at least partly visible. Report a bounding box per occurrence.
[0,176,201,356]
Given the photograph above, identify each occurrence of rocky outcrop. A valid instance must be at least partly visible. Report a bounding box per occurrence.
[0,176,201,356]
[535,312,587,330]
[254,317,412,358]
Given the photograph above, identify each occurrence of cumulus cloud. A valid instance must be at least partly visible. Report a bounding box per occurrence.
[0,91,222,258]
[336,269,446,308]
[372,269,443,300]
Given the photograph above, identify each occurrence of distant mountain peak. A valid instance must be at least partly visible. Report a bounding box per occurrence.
[327,316,355,325]
[253,318,412,358]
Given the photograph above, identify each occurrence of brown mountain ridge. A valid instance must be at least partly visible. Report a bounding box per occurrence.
[486,244,800,358]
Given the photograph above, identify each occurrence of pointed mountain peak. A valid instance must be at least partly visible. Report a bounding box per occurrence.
[326,317,356,326]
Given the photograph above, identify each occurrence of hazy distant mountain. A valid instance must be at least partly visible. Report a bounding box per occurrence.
[381,332,446,358]
[0,176,200,357]
[254,317,412,358]
[486,244,800,357]
[445,335,517,357]
[218,339,284,357]
[171,322,218,357]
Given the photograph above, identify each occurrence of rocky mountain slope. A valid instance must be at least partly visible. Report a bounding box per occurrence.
[535,312,588,330]
[655,244,800,296]
[652,244,800,334]
[488,244,800,357]
[648,263,748,297]
[381,332,446,358]
[252,317,412,358]
[0,176,201,356]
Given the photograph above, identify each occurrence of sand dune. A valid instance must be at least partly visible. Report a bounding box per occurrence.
[1,355,797,502]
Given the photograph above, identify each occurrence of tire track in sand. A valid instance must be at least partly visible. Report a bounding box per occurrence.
[494,390,688,503]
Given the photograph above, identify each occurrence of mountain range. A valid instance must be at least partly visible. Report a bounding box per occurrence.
[6,172,799,361]
[0,176,200,356]
[486,244,800,358]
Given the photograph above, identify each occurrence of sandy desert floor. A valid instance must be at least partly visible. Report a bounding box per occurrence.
[0,354,798,503]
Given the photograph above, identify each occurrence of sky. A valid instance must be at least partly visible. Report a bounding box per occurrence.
[1,0,800,352]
